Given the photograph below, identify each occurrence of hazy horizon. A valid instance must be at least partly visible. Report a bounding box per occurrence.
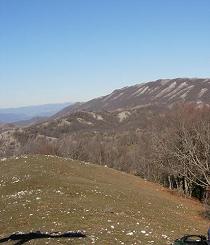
[0,101,71,110]
[1,0,210,108]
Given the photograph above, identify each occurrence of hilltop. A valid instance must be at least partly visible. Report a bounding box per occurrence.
[0,155,208,244]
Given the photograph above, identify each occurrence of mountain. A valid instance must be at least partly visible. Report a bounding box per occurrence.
[55,78,210,118]
[26,78,210,138]
[2,77,210,159]
[0,102,72,123]
[2,78,210,157]
[0,155,208,244]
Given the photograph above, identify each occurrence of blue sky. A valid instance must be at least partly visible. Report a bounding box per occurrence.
[0,0,210,108]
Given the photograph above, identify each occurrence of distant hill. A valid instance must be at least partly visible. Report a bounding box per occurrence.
[0,155,208,244]
[0,102,72,123]
[55,78,210,118]
[14,116,49,127]
[0,113,28,123]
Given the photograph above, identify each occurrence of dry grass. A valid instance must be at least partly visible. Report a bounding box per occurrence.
[0,155,208,244]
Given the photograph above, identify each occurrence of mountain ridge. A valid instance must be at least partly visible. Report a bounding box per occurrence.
[55,78,210,118]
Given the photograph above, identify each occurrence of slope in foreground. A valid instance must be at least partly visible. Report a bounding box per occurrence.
[0,155,208,244]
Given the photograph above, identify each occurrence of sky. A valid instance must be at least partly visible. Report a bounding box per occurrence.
[0,0,210,108]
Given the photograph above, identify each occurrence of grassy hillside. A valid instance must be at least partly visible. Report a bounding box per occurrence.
[0,155,208,244]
